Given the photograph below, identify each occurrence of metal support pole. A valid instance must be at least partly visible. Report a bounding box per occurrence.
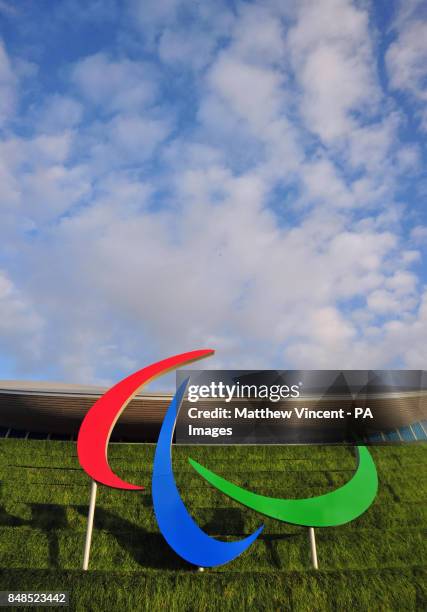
[83,480,97,570]
[309,527,318,569]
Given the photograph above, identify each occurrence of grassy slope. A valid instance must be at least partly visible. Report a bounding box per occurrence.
[0,441,425,611]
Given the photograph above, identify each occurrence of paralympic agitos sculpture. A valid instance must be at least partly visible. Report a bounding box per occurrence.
[77,350,378,568]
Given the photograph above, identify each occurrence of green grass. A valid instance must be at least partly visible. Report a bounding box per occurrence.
[0,441,426,611]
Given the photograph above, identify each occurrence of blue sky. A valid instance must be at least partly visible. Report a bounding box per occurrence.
[0,0,426,385]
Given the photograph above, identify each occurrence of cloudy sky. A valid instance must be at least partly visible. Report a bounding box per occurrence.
[0,0,426,385]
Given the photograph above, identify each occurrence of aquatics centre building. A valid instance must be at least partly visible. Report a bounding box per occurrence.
[0,378,426,443]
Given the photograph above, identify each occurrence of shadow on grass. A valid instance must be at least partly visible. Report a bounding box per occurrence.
[31,504,68,568]
[262,533,302,569]
[75,505,191,571]
[0,496,188,571]
[199,507,246,535]
[74,505,275,572]
[0,498,67,568]
[0,485,299,572]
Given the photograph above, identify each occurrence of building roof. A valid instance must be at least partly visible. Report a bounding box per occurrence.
[0,379,172,399]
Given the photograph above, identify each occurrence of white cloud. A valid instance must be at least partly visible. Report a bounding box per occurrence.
[110,114,171,159]
[287,0,380,144]
[129,0,182,31]
[15,161,415,380]
[20,164,90,222]
[0,0,426,382]
[36,94,83,132]
[0,270,43,368]
[367,289,413,315]
[208,56,284,132]
[71,53,158,113]
[0,1,18,17]
[283,306,357,368]
[386,6,427,130]
[381,290,427,367]
[230,4,285,66]
[157,3,234,71]
[0,132,91,228]
[298,158,353,209]
[0,39,17,126]
[411,225,427,244]
[159,29,215,70]
[297,43,375,141]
